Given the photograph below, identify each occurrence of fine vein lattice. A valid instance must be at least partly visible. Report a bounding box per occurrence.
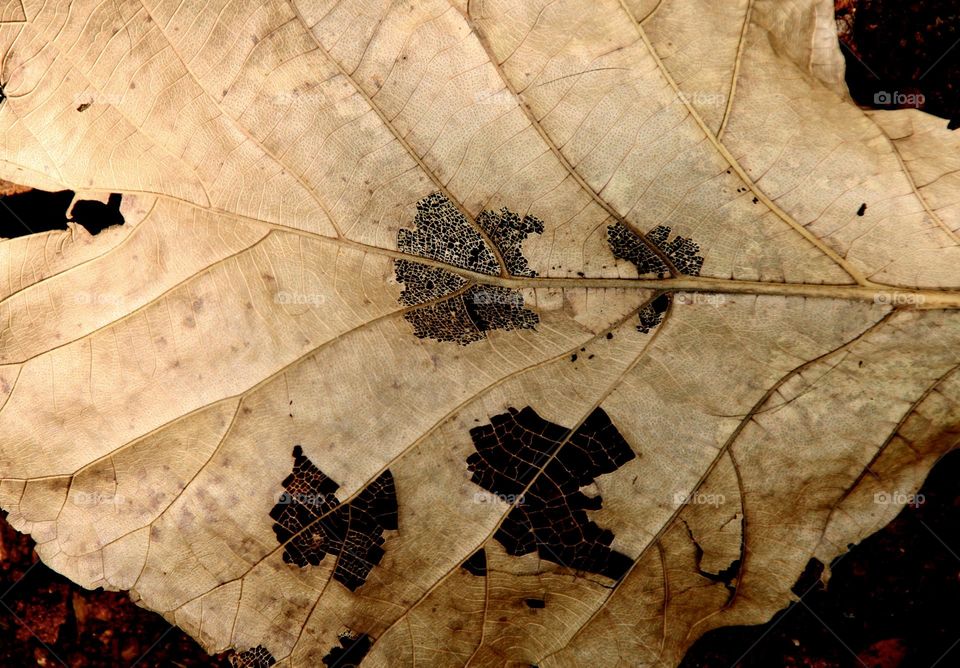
[395,193,540,344]
[229,645,276,668]
[637,294,671,333]
[398,192,499,275]
[608,222,705,277]
[477,207,544,277]
[467,407,637,580]
[394,259,467,306]
[270,446,398,591]
[403,285,539,345]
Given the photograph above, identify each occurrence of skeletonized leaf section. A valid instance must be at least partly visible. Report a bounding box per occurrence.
[467,406,637,580]
[477,207,545,277]
[270,446,398,591]
[230,645,276,668]
[608,222,705,277]
[395,192,542,344]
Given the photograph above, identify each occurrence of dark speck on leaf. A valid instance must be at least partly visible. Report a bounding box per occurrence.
[525,598,546,609]
[857,203,867,216]
[76,102,91,112]
[570,354,578,362]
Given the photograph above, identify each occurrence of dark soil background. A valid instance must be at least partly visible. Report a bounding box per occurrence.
[0,0,958,666]
[0,515,231,666]
[682,450,960,668]
[836,0,960,125]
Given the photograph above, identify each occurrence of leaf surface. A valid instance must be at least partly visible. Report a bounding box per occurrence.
[0,0,958,665]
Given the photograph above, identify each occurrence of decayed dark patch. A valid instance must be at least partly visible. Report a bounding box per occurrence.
[476,207,544,277]
[637,294,670,334]
[402,285,539,346]
[524,598,546,609]
[395,193,540,345]
[647,225,704,276]
[270,446,398,592]
[607,222,670,277]
[398,192,499,275]
[394,259,467,306]
[608,222,704,277]
[69,193,124,234]
[322,632,372,667]
[467,406,636,581]
[230,645,276,668]
[0,188,124,239]
[462,548,487,576]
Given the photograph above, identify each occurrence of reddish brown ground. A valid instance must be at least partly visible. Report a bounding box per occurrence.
[836,0,960,125]
[0,514,230,666]
[0,180,31,197]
